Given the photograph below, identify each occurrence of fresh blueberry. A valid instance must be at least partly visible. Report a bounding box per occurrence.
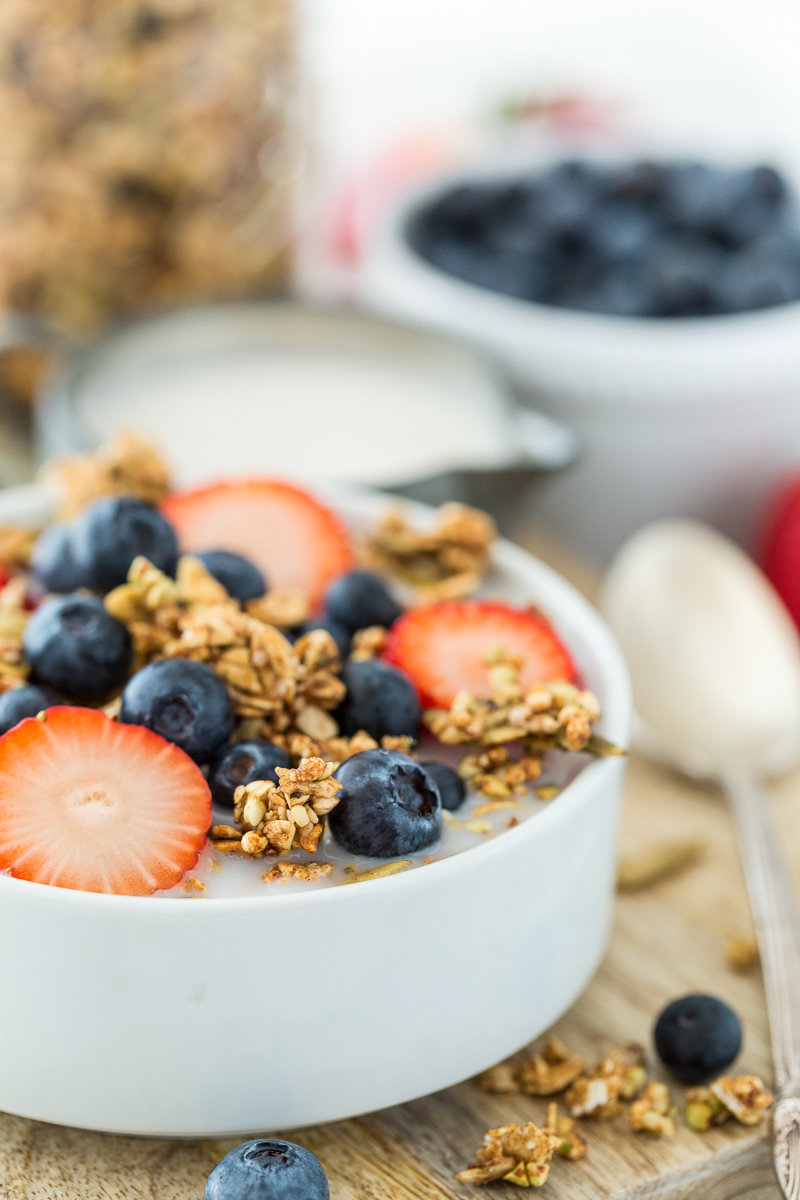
[715,239,800,312]
[420,760,466,811]
[297,615,352,660]
[325,571,401,633]
[0,684,61,735]
[120,658,233,764]
[205,1138,329,1200]
[195,550,266,602]
[72,496,178,593]
[331,748,441,856]
[654,994,742,1084]
[31,524,84,593]
[337,659,420,740]
[208,738,291,810]
[23,594,132,705]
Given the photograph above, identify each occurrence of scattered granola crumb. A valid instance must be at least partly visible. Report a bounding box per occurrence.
[181,876,205,895]
[630,1082,675,1135]
[508,816,519,828]
[365,502,496,604]
[684,1086,730,1131]
[725,934,760,973]
[349,625,389,661]
[566,1046,647,1120]
[478,1063,520,1094]
[341,860,413,885]
[472,798,522,817]
[210,825,242,841]
[545,1102,588,1160]
[0,576,31,691]
[478,1039,586,1098]
[0,525,37,570]
[617,839,706,892]
[709,1075,773,1126]
[465,819,493,835]
[261,862,333,884]
[459,745,542,799]
[535,786,561,801]
[44,431,171,519]
[456,1121,561,1187]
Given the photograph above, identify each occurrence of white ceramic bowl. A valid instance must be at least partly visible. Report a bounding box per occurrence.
[0,487,630,1137]
[360,166,800,562]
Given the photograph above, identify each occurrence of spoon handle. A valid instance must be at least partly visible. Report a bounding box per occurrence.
[724,771,800,1200]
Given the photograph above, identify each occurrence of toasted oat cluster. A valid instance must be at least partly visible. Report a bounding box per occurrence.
[210,758,343,857]
[44,432,172,520]
[457,1103,586,1189]
[363,502,496,603]
[629,1082,675,1136]
[479,1038,587,1097]
[685,1076,773,1130]
[566,1046,648,1121]
[0,577,30,692]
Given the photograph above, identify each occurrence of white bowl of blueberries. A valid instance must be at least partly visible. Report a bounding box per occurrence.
[361,156,800,559]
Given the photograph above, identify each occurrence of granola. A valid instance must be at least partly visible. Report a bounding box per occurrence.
[725,934,760,973]
[459,746,542,799]
[566,1047,647,1120]
[456,1121,561,1187]
[544,1103,588,1161]
[261,862,333,884]
[0,576,30,691]
[364,502,496,603]
[349,625,389,661]
[44,431,171,519]
[684,1076,773,1130]
[629,1082,675,1135]
[0,525,37,570]
[212,758,343,857]
[616,839,706,892]
[478,1038,586,1097]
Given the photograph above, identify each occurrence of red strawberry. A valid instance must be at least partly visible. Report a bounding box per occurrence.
[384,600,576,709]
[0,707,211,895]
[760,474,800,630]
[161,479,354,607]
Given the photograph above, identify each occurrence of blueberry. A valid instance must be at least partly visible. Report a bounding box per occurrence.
[0,684,61,735]
[72,496,178,593]
[715,239,800,313]
[654,994,742,1084]
[325,571,401,633]
[23,594,132,705]
[331,748,441,856]
[196,550,266,602]
[31,524,84,593]
[208,739,291,810]
[420,760,466,811]
[205,1138,329,1200]
[120,658,233,764]
[337,660,420,740]
[297,615,352,660]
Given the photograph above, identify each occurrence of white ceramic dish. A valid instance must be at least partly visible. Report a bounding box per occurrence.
[360,164,800,561]
[0,486,630,1137]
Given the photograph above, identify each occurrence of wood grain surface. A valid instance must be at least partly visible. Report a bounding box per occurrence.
[0,529,792,1200]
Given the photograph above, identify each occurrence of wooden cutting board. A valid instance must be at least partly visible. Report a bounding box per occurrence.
[0,530,790,1200]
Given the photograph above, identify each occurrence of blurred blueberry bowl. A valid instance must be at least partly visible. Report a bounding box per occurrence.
[361,154,800,562]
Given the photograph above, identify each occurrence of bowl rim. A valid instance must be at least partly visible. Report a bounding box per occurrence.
[0,489,631,916]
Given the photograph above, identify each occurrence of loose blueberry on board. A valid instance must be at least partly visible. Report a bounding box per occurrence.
[336,660,420,740]
[325,570,402,633]
[297,615,352,661]
[0,684,61,735]
[420,760,466,811]
[205,1139,329,1200]
[120,658,233,764]
[331,748,442,857]
[31,524,84,593]
[208,739,292,810]
[196,550,266,602]
[0,707,211,895]
[71,496,179,592]
[23,594,132,705]
[654,994,742,1084]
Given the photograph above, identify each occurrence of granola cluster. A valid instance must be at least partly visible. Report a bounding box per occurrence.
[629,1083,675,1136]
[0,576,30,692]
[457,1102,587,1189]
[209,758,342,857]
[685,1075,773,1130]
[459,746,542,800]
[565,1046,648,1122]
[44,432,172,519]
[479,1038,587,1097]
[363,502,496,603]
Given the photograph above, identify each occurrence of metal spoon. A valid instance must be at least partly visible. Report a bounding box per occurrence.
[602,519,800,1199]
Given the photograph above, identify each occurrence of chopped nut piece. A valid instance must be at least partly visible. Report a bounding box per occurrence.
[709,1075,773,1126]
[246,588,311,630]
[341,860,414,885]
[350,625,389,661]
[45,431,171,519]
[543,1103,588,1161]
[478,1063,520,1094]
[365,501,496,604]
[725,934,760,973]
[684,1087,730,1130]
[517,1039,588,1096]
[630,1082,675,1136]
[261,862,333,883]
[617,839,706,892]
[472,798,522,817]
[456,1122,560,1189]
[181,876,205,895]
[210,825,242,841]
[465,819,492,835]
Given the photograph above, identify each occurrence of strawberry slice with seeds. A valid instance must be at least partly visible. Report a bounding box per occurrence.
[0,707,211,895]
[384,600,576,709]
[161,479,354,607]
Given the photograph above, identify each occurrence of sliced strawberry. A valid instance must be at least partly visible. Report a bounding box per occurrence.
[760,474,800,630]
[161,479,354,607]
[0,707,211,895]
[384,600,576,709]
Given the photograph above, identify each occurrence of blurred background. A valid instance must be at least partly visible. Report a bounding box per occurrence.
[4,0,800,569]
